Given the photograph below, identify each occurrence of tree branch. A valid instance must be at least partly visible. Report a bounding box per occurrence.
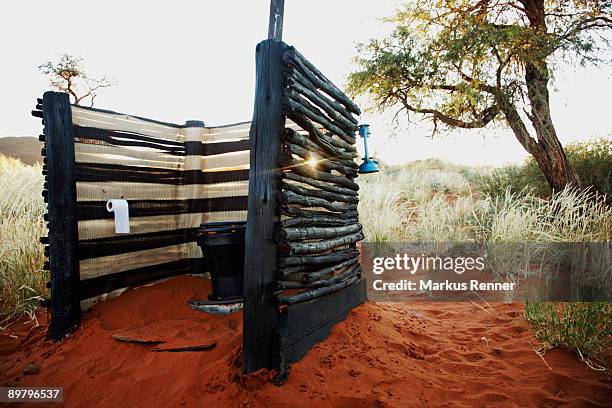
[558,15,612,42]
[399,93,500,129]
[500,101,540,155]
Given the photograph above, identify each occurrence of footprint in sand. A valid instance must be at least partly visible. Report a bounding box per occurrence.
[463,352,486,362]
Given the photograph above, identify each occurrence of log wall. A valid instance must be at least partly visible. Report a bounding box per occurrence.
[273,46,367,372]
[242,42,366,378]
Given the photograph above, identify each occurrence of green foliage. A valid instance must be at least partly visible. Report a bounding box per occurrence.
[565,137,612,197]
[476,163,549,197]
[478,138,612,198]
[349,1,610,192]
[524,302,612,370]
[348,1,611,130]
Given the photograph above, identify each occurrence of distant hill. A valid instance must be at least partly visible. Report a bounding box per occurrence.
[0,137,42,166]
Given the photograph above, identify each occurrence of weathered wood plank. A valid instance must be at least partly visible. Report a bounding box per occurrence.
[278,256,359,281]
[280,156,360,191]
[283,127,335,159]
[286,69,358,126]
[268,0,285,41]
[278,248,358,267]
[282,47,361,116]
[301,257,360,282]
[278,223,362,241]
[42,92,81,341]
[283,128,358,170]
[282,170,357,197]
[278,275,359,304]
[276,264,312,277]
[285,110,357,156]
[277,264,361,289]
[280,205,358,220]
[243,39,285,374]
[273,278,366,366]
[284,89,355,139]
[279,190,358,213]
[280,181,358,204]
[279,215,358,228]
[279,230,364,256]
[283,95,355,144]
[284,143,357,176]
[285,83,358,135]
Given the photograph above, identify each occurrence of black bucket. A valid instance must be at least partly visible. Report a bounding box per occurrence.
[197,222,246,301]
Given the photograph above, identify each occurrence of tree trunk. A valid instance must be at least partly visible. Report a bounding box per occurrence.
[529,136,581,192]
[507,0,582,191]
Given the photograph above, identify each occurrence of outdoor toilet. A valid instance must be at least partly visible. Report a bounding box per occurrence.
[197,222,246,301]
[35,25,368,376]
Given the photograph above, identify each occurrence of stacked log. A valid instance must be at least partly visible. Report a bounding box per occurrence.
[32,99,50,272]
[276,47,364,305]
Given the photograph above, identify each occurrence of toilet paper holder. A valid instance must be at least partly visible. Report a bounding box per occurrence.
[106,199,130,234]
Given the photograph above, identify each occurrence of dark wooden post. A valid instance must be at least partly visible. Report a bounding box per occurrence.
[243,39,285,373]
[183,120,205,192]
[184,120,206,274]
[268,0,285,41]
[42,92,81,340]
[183,120,205,199]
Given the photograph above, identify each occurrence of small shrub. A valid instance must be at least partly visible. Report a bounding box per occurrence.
[477,138,612,199]
[524,302,612,370]
[476,163,549,198]
[565,137,612,197]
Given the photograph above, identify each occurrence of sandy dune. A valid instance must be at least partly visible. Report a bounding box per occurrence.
[1,276,610,407]
[0,136,42,165]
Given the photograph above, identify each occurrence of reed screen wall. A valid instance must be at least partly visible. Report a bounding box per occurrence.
[34,96,252,332]
[70,107,251,302]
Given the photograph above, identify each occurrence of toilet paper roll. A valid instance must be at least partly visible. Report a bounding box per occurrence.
[106,199,130,234]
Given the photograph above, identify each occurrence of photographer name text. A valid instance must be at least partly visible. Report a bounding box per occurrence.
[372,279,516,292]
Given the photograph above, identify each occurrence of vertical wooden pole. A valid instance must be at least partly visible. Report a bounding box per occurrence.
[42,91,81,340]
[243,39,285,373]
[268,0,285,41]
[184,120,206,274]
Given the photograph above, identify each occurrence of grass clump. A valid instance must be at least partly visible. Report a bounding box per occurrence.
[358,157,611,369]
[359,165,611,244]
[525,302,612,370]
[0,155,47,326]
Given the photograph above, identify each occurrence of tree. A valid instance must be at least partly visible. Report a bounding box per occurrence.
[348,0,611,191]
[39,54,114,107]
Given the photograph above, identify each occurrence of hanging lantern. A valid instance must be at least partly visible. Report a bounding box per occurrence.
[357,124,379,174]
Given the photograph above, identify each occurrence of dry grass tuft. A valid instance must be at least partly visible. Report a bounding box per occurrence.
[0,154,47,325]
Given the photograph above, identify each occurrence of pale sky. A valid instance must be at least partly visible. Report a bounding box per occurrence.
[1,0,610,166]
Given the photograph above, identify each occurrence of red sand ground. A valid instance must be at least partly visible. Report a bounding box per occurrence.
[1,276,610,407]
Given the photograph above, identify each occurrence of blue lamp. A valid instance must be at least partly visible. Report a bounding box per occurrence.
[357,124,379,174]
